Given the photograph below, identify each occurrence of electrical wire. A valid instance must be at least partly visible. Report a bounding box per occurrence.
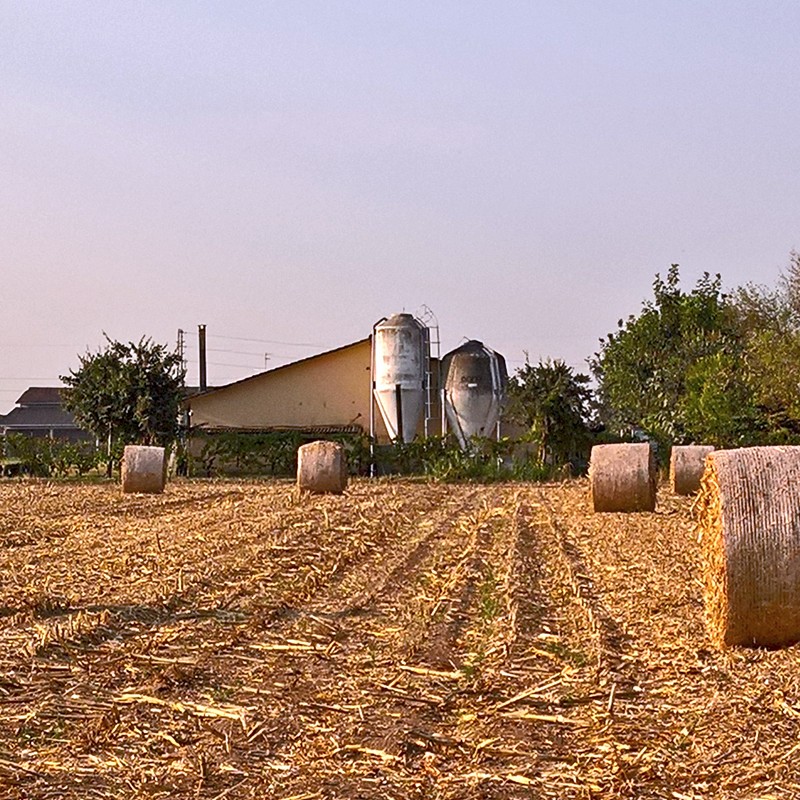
[182,345,269,356]
[207,334,326,348]
[184,358,265,370]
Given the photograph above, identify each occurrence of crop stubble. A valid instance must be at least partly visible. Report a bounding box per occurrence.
[1,480,800,798]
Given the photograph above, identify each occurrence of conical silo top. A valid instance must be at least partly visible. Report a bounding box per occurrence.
[378,312,418,328]
[444,340,488,360]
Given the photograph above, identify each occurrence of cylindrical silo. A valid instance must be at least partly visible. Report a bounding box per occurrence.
[442,340,508,450]
[372,313,428,443]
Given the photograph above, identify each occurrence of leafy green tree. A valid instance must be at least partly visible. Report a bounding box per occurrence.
[590,256,800,451]
[61,336,185,475]
[728,252,800,441]
[589,266,743,448]
[506,357,593,467]
[681,352,763,447]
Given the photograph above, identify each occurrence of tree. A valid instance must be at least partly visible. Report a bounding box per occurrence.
[61,336,185,475]
[728,251,800,441]
[589,266,744,449]
[680,351,763,447]
[590,257,800,451]
[506,357,593,467]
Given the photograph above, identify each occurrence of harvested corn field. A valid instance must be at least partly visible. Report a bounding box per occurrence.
[1,479,800,799]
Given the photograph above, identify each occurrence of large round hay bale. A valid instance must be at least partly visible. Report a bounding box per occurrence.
[670,445,715,495]
[121,445,166,494]
[589,443,656,513]
[697,446,800,648]
[297,440,348,494]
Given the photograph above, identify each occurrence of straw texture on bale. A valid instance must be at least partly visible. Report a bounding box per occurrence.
[697,446,800,648]
[670,445,715,495]
[589,443,656,513]
[121,445,166,494]
[297,440,348,494]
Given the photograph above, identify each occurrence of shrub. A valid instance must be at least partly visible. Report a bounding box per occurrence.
[3,434,100,478]
[188,430,370,477]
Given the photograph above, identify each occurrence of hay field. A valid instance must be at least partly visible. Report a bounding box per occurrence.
[1,479,799,799]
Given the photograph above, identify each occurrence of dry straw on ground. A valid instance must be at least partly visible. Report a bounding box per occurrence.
[121,445,166,494]
[696,445,800,647]
[3,478,800,798]
[589,442,656,512]
[670,444,714,495]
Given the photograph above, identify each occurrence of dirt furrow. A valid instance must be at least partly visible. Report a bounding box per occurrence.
[431,489,598,799]
[182,485,496,799]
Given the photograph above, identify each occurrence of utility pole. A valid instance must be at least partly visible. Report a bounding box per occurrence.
[198,324,207,392]
[176,329,186,378]
[264,353,271,371]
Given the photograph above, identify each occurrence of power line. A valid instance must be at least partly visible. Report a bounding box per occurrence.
[184,358,264,370]
[208,362,263,370]
[183,344,267,357]
[0,344,83,349]
[0,377,64,382]
[207,334,327,348]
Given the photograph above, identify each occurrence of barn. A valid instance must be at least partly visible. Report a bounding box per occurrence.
[185,336,443,447]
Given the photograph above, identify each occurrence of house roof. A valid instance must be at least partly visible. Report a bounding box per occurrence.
[189,337,371,399]
[0,404,80,430]
[16,386,66,405]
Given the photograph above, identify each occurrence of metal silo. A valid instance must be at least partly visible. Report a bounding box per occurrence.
[372,313,428,443]
[442,340,508,450]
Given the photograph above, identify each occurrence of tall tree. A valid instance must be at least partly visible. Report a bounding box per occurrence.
[589,266,746,448]
[506,357,592,467]
[728,251,800,441]
[61,337,185,474]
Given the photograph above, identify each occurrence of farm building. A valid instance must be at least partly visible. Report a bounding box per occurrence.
[185,337,443,445]
[0,387,91,442]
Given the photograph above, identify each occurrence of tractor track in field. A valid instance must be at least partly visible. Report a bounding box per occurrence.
[194,485,502,797]
[432,490,603,800]
[268,486,532,800]
[541,494,631,680]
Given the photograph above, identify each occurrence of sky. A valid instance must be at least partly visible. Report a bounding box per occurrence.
[2,1,798,413]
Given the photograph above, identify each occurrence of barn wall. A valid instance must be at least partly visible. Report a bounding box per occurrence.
[188,340,373,429]
[187,338,450,444]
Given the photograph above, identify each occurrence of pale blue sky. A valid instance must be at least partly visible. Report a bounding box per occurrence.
[2,1,798,411]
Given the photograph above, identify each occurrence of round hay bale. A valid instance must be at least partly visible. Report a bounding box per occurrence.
[297,440,348,494]
[121,445,166,494]
[670,445,715,495]
[589,443,656,513]
[697,446,800,648]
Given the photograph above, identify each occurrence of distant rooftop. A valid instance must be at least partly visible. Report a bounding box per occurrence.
[16,386,66,405]
[0,404,78,429]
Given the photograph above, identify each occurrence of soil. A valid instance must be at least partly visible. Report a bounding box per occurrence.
[0,478,799,799]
